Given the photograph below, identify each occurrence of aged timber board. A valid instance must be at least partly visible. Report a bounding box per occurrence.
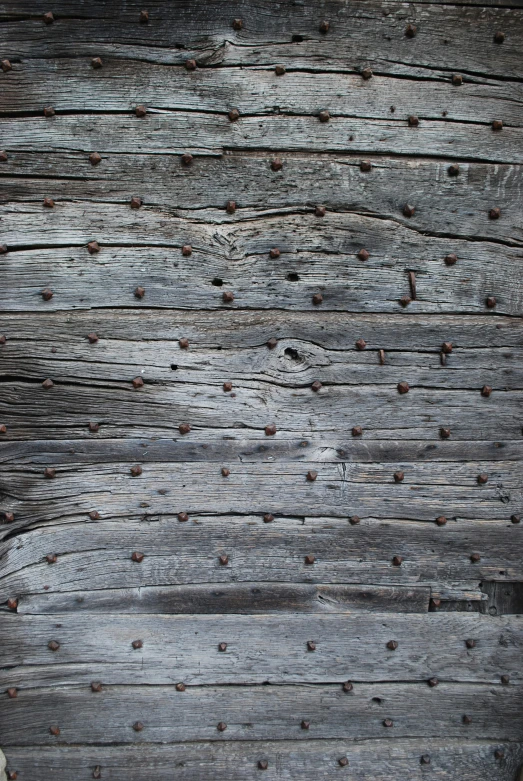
[0,1,522,780]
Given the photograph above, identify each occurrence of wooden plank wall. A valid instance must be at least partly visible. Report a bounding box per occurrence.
[0,1,522,778]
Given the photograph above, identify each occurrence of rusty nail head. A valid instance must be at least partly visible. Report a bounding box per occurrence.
[399,295,411,308]
[463,715,471,724]
[319,20,330,33]
[311,380,322,392]
[46,553,58,564]
[267,338,278,350]
[178,511,189,522]
[501,674,509,685]
[181,152,193,165]
[218,643,228,653]
[342,680,353,692]
[494,749,504,760]
[511,514,520,524]
[481,385,492,397]
[48,640,60,651]
[176,682,185,691]
[0,424,6,434]
[258,759,268,770]
[221,467,230,478]
[0,151,7,162]
[263,513,274,523]
[397,381,409,394]
[318,110,330,123]
[88,423,99,433]
[408,115,419,127]
[133,721,144,731]
[275,64,286,76]
[219,554,229,565]
[486,296,496,309]
[349,515,360,525]
[312,292,323,305]
[271,158,283,171]
[301,719,310,729]
[405,24,417,37]
[383,718,393,728]
[338,757,349,767]
[42,378,54,389]
[442,342,453,354]
[140,10,149,22]
[217,722,227,731]
[43,197,54,208]
[181,244,192,256]
[4,511,14,522]
[465,638,476,649]
[226,200,236,214]
[307,640,316,651]
[477,473,488,485]
[93,768,102,779]
[452,74,463,86]
[132,377,144,389]
[43,11,55,23]
[494,31,505,43]
[50,725,60,736]
[444,253,457,266]
[394,471,404,483]
[315,205,326,217]
[0,335,5,344]
[392,555,403,566]
[1,59,12,72]
[179,423,191,435]
[360,160,371,172]
[44,467,56,478]
[403,204,415,218]
[265,423,277,436]
[222,291,234,303]
[89,151,101,165]
[7,687,17,698]
[440,428,450,439]
[428,677,439,687]
[179,337,189,349]
[489,207,501,220]
[130,196,142,209]
[435,516,447,526]
[185,59,197,70]
[91,681,102,692]
[352,426,363,437]
[228,108,240,121]
[448,164,460,177]
[7,598,18,610]
[132,639,143,649]
[270,247,280,259]
[387,640,398,650]
[420,755,431,765]
[87,241,100,254]
[43,106,55,117]
[135,105,147,117]
[431,598,441,608]
[492,120,503,131]
[87,332,99,344]
[89,510,101,520]
[361,67,373,80]
[42,288,53,301]
[91,57,103,69]
[223,381,233,393]
[306,470,317,482]
[355,338,366,350]
[232,18,243,30]
[130,465,142,476]
[131,551,144,563]
[357,248,370,261]
[470,552,481,563]
[304,554,315,565]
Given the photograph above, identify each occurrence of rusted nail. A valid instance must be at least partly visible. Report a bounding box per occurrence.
[179,423,191,435]
[311,380,322,392]
[185,59,197,71]
[270,247,281,259]
[379,349,385,365]
[399,295,411,308]
[44,106,55,117]
[4,511,14,522]
[258,759,269,770]
[355,338,366,350]
[444,253,457,266]
[486,296,496,309]
[511,514,520,524]
[428,677,439,687]
[87,241,100,254]
[140,10,149,23]
[394,471,404,483]
[386,640,398,650]
[352,426,363,437]
[42,288,54,301]
[431,598,441,609]
[91,57,103,69]
[223,382,233,393]
[494,750,504,760]
[181,153,193,166]
[440,428,451,439]
[226,200,236,214]
[7,598,18,610]
[42,378,54,389]
[222,291,234,303]
[232,18,243,30]
[44,467,56,479]
[397,381,409,394]
[89,511,101,521]
[306,470,317,482]
[361,67,373,80]
[408,271,417,299]
[178,512,189,522]
[338,757,349,767]
[0,151,7,162]
[88,423,100,434]
[392,555,403,566]
[383,718,393,728]
[133,721,144,731]
[342,680,353,692]
[265,424,277,436]
[263,513,274,523]
[93,767,102,779]
[405,24,417,37]
[43,11,55,23]
[312,292,323,305]
[440,352,446,367]
[465,638,476,649]
[219,554,229,565]
[7,687,17,699]
[218,642,227,652]
[435,516,447,526]
[176,682,186,691]
[301,719,310,729]
[408,115,419,127]
[501,674,510,685]
[0,335,6,344]
[271,158,283,171]
[132,639,143,649]
[477,473,488,485]
[132,377,144,389]
[492,120,503,131]
[448,164,460,177]
[49,725,60,736]
[1,59,12,72]
[420,755,431,765]
[46,553,58,564]
[217,722,227,731]
[135,105,147,118]
[178,337,189,350]
[462,715,472,725]
[315,205,326,217]
[441,342,453,354]
[91,681,103,692]
[403,204,415,218]
[489,207,501,220]
[357,248,370,261]
[131,551,144,563]
[89,152,101,166]
[275,64,286,76]
[86,333,99,345]
[181,244,192,257]
[267,337,278,349]
[470,552,481,563]
[452,74,463,86]
[481,385,492,397]
[304,554,315,565]
[318,110,330,122]
[319,20,330,33]
[48,640,60,651]
[349,515,360,525]
[494,31,505,43]
[43,196,55,208]
[130,465,142,477]
[228,108,240,121]
[360,160,371,172]
[130,196,142,210]
[307,640,316,651]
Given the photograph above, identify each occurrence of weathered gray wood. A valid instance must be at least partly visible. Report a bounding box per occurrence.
[481,581,523,615]
[1,156,520,245]
[3,740,523,781]
[0,613,520,684]
[17,583,431,615]
[1,683,521,744]
[0,1,520,75]
[1,516,520,597]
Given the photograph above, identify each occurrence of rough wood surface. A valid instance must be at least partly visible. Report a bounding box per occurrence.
[1,0,522,778]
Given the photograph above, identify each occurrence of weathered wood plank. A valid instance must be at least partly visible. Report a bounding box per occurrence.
[1,517,520,596]
[1,683,521,744]
[1,156,521,245]
[0,613,520,684]
[3,740,523,781]
[0,1,521,76]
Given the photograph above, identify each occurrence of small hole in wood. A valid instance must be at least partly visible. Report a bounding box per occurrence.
[171,364,178,370]
[292,34,304,42]
[284,347,300,360]
[287,272,300,281]
[212,278,223,286]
